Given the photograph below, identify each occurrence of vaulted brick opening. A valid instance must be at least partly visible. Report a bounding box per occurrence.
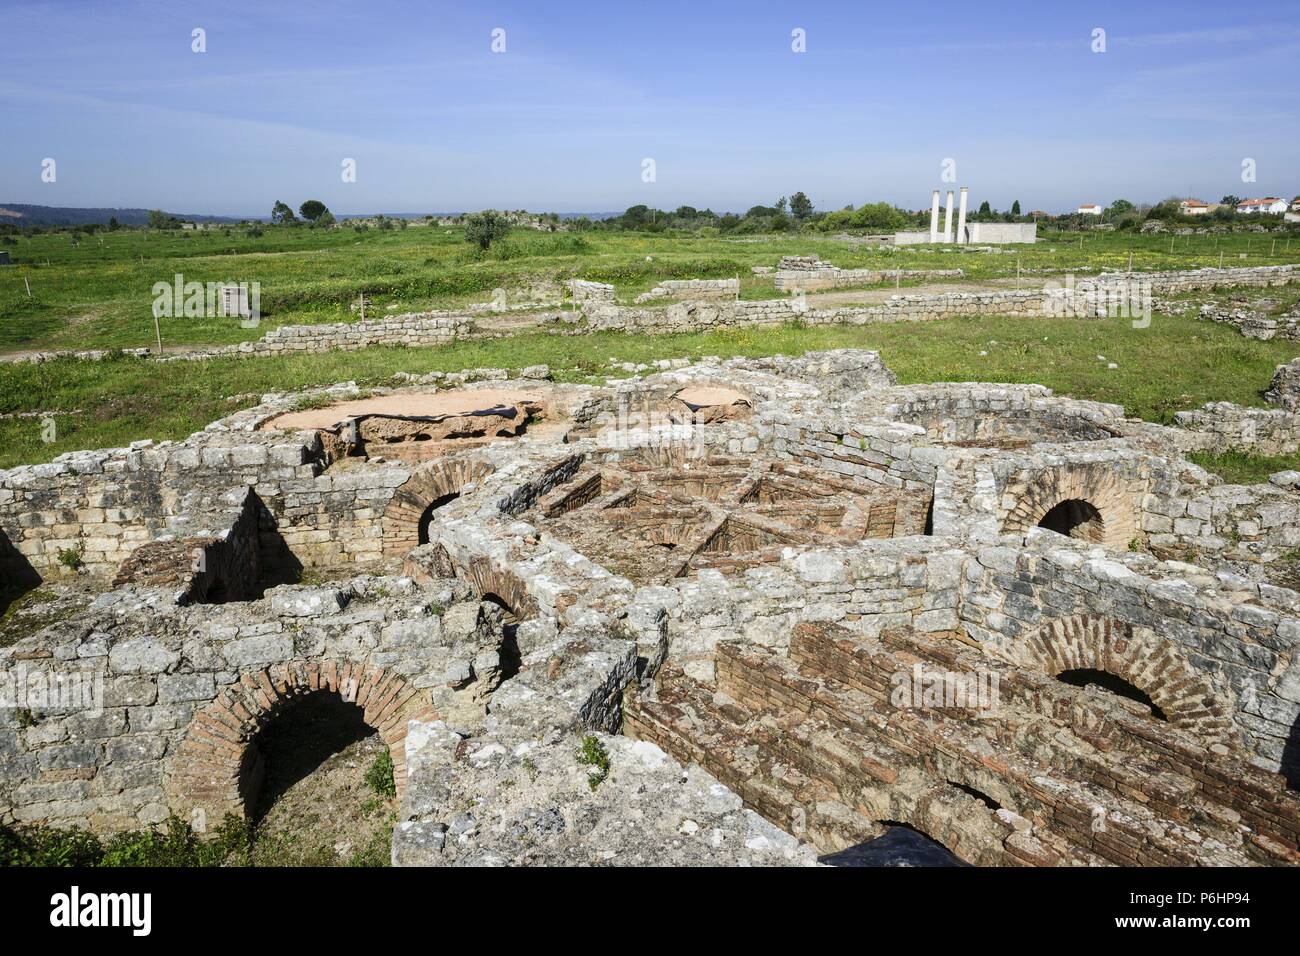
[168,661,434,825]
[1037,498,1104,542]
[382,459,494,557]
[247,690,377,822]
[1018,615,1233,741]
[1057,667,1168,721]
[417,492,460,546]
[1002,465,1138,551]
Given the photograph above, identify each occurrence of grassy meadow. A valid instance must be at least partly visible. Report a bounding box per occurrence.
[1,224,1299,471]
[3,224,1300,353]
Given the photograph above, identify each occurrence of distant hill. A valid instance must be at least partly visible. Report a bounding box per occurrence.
[0,204,248,227]
[0,204,627,228]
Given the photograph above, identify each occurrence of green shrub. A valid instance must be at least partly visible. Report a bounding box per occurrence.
[576,734,610,790]
[365,748,397,799]
[55,543,84,571]
[0,814,250,867]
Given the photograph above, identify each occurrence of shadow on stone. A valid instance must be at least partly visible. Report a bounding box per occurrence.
[819,823,970,867]
[0,528,42,617]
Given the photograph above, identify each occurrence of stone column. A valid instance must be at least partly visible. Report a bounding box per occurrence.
[929,190,940,243]
[943,190,955,243]
[956,187,969,244]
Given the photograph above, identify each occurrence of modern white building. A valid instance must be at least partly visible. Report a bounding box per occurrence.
[1236,198,1288,215]
[1077,204,1103,216]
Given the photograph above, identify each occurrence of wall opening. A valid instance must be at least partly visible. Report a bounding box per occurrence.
[203,577,231,605]
[1037,499,1104,540]
[947,780,1001,811]
[1057,668,1168,720]
[247,691,374,820]
[0,528,42,617]
[417,492,460,546]
[480,592,523,681]
[818,821,968,867]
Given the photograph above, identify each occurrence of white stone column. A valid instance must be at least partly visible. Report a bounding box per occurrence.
[956,187,969,244]
[943,190,955,243]
[929,190,940,243]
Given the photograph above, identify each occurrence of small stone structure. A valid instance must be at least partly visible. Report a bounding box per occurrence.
[1266,358,1300,411]
[634,278,738,303]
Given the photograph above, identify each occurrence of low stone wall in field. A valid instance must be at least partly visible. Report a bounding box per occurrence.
[635,278,738,302]
[773,267,963,291]
[7,265,1297,366]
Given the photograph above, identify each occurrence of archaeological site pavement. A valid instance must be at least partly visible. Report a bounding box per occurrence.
[3,339,1300,867]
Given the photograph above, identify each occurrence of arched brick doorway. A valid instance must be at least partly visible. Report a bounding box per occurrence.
[1001,464,1137,551]
[1017,615,1234,741]
[167,660,434,824]
[461,557,540,623]
[382,459,494,557]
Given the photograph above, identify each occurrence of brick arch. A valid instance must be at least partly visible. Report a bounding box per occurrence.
[1016,615,1234,741]
[382,458,494,557]
[462,557,539,621]
[167,660,434,824]
[1001,464,1137,550]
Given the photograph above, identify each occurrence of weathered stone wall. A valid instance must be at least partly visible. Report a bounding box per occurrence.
[9,265,1296,367]
[1173,402,1300,456]
[635,278,738,302]
[0,432,319,580]
[865,384,1126,446]
[957,531,1300,778]
[1143,473,1300,560]
[773,268,963,291]
[1267,358,1300,411]
[565,279,615,304]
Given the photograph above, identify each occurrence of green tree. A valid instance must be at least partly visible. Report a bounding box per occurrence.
[1011,199,1021,216]
[147,210,168,229]
[298,199,329,222]
[270,201,296,225]
[463,210,510,251]
[1220,195,1241,207]
[789,191,813,221]
[107,217,120,231]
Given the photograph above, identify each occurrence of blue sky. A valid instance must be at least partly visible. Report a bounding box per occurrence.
[3,0,1298,215]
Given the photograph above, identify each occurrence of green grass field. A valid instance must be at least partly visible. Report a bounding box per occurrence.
[3,307,1298,470]
[3,225,1299,353]
[2,225,1298,471]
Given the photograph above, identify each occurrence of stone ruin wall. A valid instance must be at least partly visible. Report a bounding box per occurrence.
[12,264,1297,367]
[3,352,1300,861]
[773,267,964,291]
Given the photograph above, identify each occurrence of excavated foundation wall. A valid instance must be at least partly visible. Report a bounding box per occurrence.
[0,586,453,830]
[956,537,1300,780]
[645,532,1300,781]
[0,434,317,579]
[1173,403,1300,457]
